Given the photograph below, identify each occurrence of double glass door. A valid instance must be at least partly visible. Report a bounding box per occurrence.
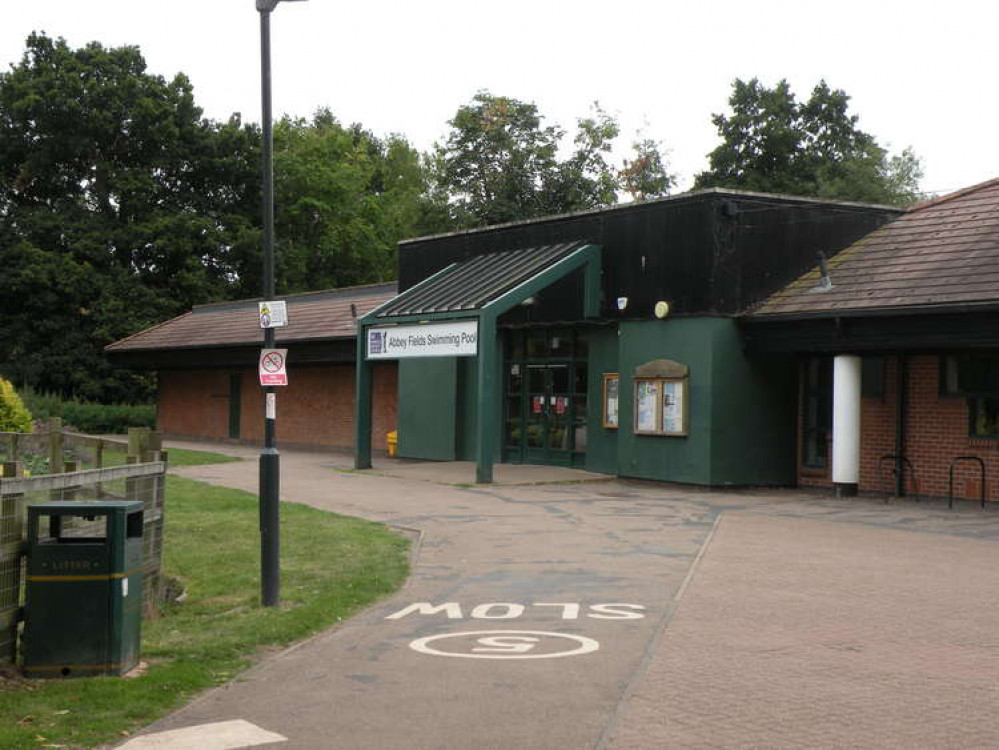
[504,330,587,466]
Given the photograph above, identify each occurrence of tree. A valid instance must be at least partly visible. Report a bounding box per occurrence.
[269,110,430,294]
[620,136,676,202]
[431,92,674,228]
[0,33,257,401]
[694,78,923,206]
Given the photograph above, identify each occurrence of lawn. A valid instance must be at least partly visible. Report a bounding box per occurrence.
[101,445,242,468]
[0,471,410,749]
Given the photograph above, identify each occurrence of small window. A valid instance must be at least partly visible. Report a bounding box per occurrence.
[633,377,688,436]
[941,353,999,396]
[970,397,999,438]
[861,357,885,399]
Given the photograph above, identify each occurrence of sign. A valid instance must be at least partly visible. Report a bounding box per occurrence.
[258,300,288,329]
[367,320,477,360]
[259,348,288,386]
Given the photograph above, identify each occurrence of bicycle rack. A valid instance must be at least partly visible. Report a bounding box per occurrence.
[947,456,986,510]
[878,454,918,500]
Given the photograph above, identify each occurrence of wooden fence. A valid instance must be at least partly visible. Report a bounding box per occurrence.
[0,428,166,666]
[0,416,130,475]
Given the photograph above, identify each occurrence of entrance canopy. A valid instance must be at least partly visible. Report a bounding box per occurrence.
[354,241,602,482]
[369,241,600,323]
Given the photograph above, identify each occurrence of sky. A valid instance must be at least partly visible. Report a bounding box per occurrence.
[1,0,995,197]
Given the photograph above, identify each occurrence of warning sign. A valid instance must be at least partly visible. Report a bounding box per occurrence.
[259,349,288,386]
[259,300,288,329]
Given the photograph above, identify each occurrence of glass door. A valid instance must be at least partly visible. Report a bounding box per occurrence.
[504,329,587,467]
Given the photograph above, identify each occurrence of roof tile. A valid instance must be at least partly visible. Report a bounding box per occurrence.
[750,179,999,317]
[107,283,397,352]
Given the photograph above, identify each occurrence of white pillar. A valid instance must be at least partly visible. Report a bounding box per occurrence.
[832,354,862,495]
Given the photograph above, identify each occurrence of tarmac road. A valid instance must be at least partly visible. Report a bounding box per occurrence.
[118,443,999,749]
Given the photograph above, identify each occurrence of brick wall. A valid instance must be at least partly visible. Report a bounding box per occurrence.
[158,363,397,453]
[797,354,995,501]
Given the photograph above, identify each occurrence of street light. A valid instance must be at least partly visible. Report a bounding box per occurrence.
[257,0,306,608]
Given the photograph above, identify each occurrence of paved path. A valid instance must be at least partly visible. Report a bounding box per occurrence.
[125,442,999,749]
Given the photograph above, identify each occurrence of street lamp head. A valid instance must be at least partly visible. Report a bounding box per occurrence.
[256,0,307,11]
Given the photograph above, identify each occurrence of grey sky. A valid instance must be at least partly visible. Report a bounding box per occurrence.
[2,0,994,196]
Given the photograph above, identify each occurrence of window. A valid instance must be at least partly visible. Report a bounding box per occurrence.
[971,397,999,438]
[602,374,619,428]
[940,353,999,396]
[633,377,688,436]
[802,357,832,469]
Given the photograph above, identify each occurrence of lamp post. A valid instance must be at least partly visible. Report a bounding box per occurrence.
[256,0,305,607]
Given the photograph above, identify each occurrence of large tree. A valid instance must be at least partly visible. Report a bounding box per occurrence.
[694,78,923,206]
[0,33,254,400]
[0,35,431,402]
[430,92,674,228]
[268,111,427,295]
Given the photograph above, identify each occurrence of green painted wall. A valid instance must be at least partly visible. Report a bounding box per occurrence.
[707,321,796,485]
[455,357,478,461]
[397,358,457,460]
[396,319,795,485]
[396,340,503,463]
[585,326,620,474]
[615,318,795,485]
[616,319,715,483]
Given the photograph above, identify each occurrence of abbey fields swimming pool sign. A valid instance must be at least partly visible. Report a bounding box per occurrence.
[366,320,478,359]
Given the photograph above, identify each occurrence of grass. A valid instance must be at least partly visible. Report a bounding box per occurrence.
[0,475,410,749]
[101,445,241,468]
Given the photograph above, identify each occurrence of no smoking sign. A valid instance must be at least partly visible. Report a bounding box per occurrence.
[259,348,289,386]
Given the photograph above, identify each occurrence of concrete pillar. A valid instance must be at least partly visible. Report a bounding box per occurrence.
[832,354,862,496]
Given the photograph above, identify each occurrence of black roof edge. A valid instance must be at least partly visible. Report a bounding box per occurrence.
[105,333,359,356]
[399,188,904,247]
[190,281,398,316]
[741,300,999,323]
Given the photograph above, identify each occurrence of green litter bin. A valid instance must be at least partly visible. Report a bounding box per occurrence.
[21,500,144,677]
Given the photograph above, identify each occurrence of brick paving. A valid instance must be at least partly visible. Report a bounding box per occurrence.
[606,511,999,749]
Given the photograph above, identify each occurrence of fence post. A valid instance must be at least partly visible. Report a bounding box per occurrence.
[47,416,64,475]
[0,461,25,665]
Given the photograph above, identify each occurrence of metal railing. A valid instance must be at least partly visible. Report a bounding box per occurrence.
[948,456,987,510]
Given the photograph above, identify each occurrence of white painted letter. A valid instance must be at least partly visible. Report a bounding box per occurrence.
[588,604,647,620]
[472,636,540,654]
[535,603,581,619]
[385,602,463,620]
[470,603,525,619]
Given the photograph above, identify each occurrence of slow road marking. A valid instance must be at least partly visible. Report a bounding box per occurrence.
[410,630,600,659]
[118,719,287,749]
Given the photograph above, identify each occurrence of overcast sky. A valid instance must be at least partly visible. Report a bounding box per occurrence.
[2,0,995,197]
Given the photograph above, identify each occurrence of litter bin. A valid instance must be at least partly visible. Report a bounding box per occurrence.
[21,500,144,677]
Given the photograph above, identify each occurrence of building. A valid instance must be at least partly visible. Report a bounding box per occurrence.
[354,189,901,484]
[744,178,999,503]
[106,283,398,452]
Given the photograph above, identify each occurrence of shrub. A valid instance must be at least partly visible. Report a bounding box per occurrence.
[20,388,155,434]
[0,378,33,432]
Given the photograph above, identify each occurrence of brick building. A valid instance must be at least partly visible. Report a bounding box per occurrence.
[106,283,398,452]
[744,178,999,503]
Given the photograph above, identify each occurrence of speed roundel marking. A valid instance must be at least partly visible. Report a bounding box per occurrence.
[408,630,599,660]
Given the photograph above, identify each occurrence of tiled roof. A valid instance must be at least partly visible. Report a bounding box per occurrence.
[374,242,586,319]
[106,282,397,352]
[749,178,999,318]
